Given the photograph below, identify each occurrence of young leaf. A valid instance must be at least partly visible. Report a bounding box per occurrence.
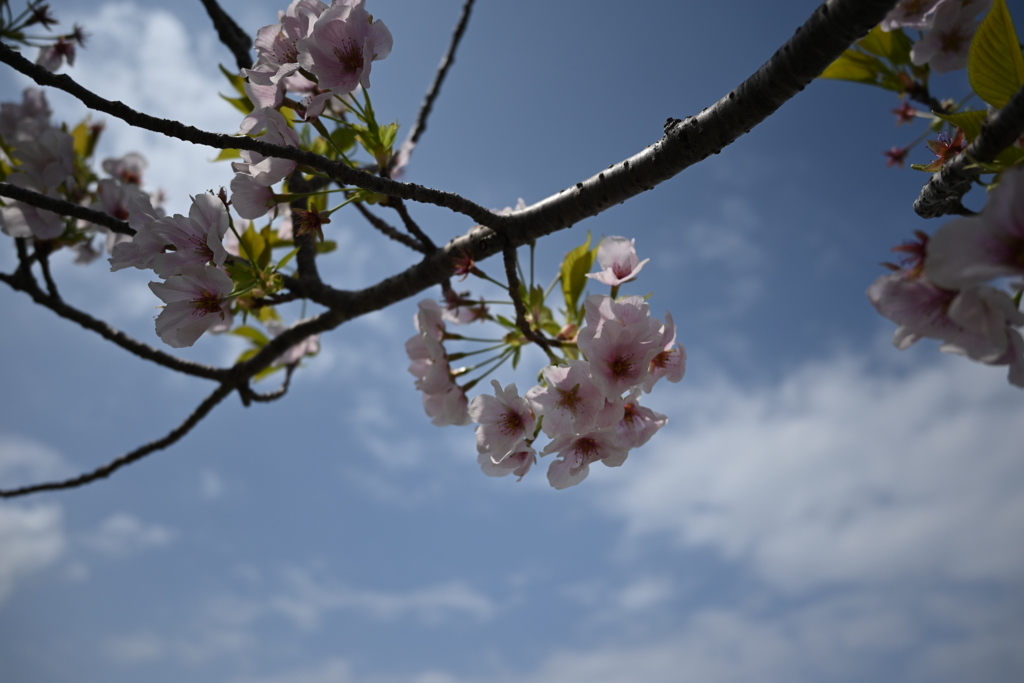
[968,0,1024,108]
[561,232,595,322]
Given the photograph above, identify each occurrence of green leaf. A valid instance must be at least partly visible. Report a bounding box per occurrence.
[969,0,1024,108]
[212,148,241,162]
[857,25,914,64]
[239,223,267,270]
[935,110,989,140]
[70,119,101,160]
[560,232,595,323]
[220,93,254,115]
[316,240,337,255]
[219,63,248,97]
[820,49,891,86]
[276,246,301,270]
[231,325,270,346]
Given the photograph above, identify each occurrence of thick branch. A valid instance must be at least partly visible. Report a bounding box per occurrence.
[0,383,234,497]
[390,0,476,175]
[198,0,253,72]
[0,181,133,235]
[914,84,1024,218]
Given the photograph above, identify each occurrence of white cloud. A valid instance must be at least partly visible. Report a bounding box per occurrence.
[0,435,68,604]
[265,567,496,630]
[603,352,1024,590]
[0,503,64,604]
[80,512,176,557]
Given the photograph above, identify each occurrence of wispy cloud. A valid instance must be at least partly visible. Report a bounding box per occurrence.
[605,352,1024,590]
[80,513,177,557]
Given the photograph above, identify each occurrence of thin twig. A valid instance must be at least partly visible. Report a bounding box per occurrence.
[0,181,133,235]
[914,84,1024,218]
[0,383,234,497]
[503,242,558,363]
[239,365,296,405]
[389,0,476,176]
[197,0,253,72]
[387,196,436,251]
[0,41,499,227]
[0,268,227,381]
[352,202,427,252]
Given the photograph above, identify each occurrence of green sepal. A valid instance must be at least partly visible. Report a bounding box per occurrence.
[968,0,1024,108]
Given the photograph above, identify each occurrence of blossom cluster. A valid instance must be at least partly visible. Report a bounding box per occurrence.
[230,0,394,222]
[0,88,164,261]
[869,167,1024,386]
[405,235,686,489]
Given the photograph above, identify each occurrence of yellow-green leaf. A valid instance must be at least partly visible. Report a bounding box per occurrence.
[560,232,595,323]
[968,0,1024,108]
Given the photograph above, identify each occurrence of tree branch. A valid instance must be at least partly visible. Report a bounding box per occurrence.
[503,242,558,362]
[0,383,234,497]
[389,0,476,176]
[0,41,500,226]
[914,84,1024,218]
[197,0,253,72]
[0,181,133,235]
[352,202,427,253]
[0,267,227,382]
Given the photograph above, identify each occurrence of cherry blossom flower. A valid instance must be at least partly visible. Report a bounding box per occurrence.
[910,0,988,73]
[297,1,393,94]
[231,109,301,186]
[867,271,1024,385]
[108,195,170,271]
[544,429,629,490]
[926,167,1024,289]
[230,173,278,220]
[0,88,52,143]
[0,201,64,240]
[406,299,470,426]
[881,0,943,30]
[150,193,230,279]
[643,312,687,392]
[526,361,606,438]
[577,296,661,397]
[586,236,650,286]
[149,264,234,348]
[102,152,148,185]
[469,380,537,459]
[478,444,536,481]
[614,392,668,450]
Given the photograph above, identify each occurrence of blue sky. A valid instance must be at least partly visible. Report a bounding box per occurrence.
[2,0,1024,681]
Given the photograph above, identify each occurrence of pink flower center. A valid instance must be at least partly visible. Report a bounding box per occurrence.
[334,39,365,74]
[190,292,224,316]
[556,384,582,413]
[609,354,636,379]
[498,410,525,436]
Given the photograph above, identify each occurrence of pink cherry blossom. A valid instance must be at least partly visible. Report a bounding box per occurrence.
[543,429,628,490]
[230,173,278,220]
[526,360,606,437]
[643,311,687,392]
[0,201,64,240]
[910,0,988,73]
[881,0,943,30]
[149,264,234,348]
[150,194,230,279]
[478,444,536,481]
[232,109,300,186]
[422,384,470,426]
[926,167,1024,289]
[614,392,668,450]
[586,236,650,286]
[297,2,393,94]
[469,380,537,459]
[577,311,660,397]
[102,152,147,185]
[108,195,169,271]
[867,271,1024,385]
[0,88,52,143]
